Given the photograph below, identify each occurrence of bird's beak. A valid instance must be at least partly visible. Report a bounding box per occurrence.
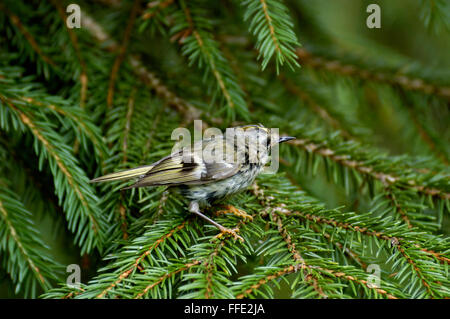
[278,136,295,143]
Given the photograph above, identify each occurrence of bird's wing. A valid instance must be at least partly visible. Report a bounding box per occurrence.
[90,164,154,183]
[123,139,242,189]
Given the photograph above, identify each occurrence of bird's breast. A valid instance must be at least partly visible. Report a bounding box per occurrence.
[179,164,262,206]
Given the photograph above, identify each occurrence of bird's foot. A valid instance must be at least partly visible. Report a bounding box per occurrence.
[215,205,253,221]
[214,226,244,242]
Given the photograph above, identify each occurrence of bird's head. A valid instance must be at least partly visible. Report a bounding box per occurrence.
[238,124,295,150]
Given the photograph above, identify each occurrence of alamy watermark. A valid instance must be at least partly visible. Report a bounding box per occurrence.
[66,4,81,29]
[366,264,381,288]
[66,264,81,289]
[366,4,381,29]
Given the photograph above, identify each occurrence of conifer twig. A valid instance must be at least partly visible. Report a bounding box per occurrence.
[296,48,450,99]
[81,11,203,122]
[281,76,354,139]
[0,96,103,239]
[50,0,88,108]
[134,260,201,299]
[1,5,56,67]
[275,205,441,297]
[0,199,46,286]
[107,0,141,109]
[141,0,174,20]
[181,4,235,110]
[272,213,328,298]
[289,138,450,200]
[96,221,189,298]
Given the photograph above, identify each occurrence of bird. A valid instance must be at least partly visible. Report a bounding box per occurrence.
[90,124,295,241]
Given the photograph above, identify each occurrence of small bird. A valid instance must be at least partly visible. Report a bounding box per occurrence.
[90,125,294,240]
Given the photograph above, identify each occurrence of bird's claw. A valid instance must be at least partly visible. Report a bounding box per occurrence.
[215,227,244,242]
[216,205,253,221]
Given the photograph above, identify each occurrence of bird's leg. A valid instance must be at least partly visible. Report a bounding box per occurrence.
[188,201,243,242]
[215,204,253,221]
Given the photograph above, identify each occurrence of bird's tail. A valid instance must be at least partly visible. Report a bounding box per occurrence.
[89,165,153,183]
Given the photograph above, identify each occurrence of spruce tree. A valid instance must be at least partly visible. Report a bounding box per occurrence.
[0,0,449,299]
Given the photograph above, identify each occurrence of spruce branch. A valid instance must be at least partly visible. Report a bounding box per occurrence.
[419,0,450,33]
[133,260,201,298]
[255,176,449,297]
[272,213,328,298]
[242,0,300,72]
[50,0,88,109]
[0,95,107,254]
[309,224,368,269]
[296,48,450,100]
[405,98,449,165]
[141,0,175,21]
[107,0,141,109]
[287,137,450,202]
[0,183,61,297]
[172,0,250,120]
[0,4,57,69]
[176,208,256,299]
[2,0,448,300]
[280,76,354,139]
[17,96,108,163]
[85,218,192,299]
[81,11,203,123]
[275,204,447,297]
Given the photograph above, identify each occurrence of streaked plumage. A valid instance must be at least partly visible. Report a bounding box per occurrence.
[91,125,294,240]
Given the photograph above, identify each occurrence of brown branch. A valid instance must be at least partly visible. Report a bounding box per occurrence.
[276,205,440,297]
[118,201,128,240]
[205,208,254,298]
[281,76,353,139]
[235,264,306,299]
[62,287,85,299]
[252,183,326,298]
[17,96,106,162]
[272,213,328,298]
[96,220,188,298]
[141,0,174,20]
[2,6,56,67]
[128,55,201,121]
[279,206,398,242]
[0,199,46,286]
[310,224,367,269]
[385,188,413,229]
[50,0,88,109]
[81,11,203,123]
[296,48,450,100]
[407,105,449,165]
[107,0,141,108]
[396,244,437,298]
[416,246,450,265]
[316,266,397,299]
[0,96,100,233]
[181,4,234,109]
[134,260,201,299]
[204,240,225,299]
[289,138,450,200]
[259,0,281,56]
[235,262,397,299]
